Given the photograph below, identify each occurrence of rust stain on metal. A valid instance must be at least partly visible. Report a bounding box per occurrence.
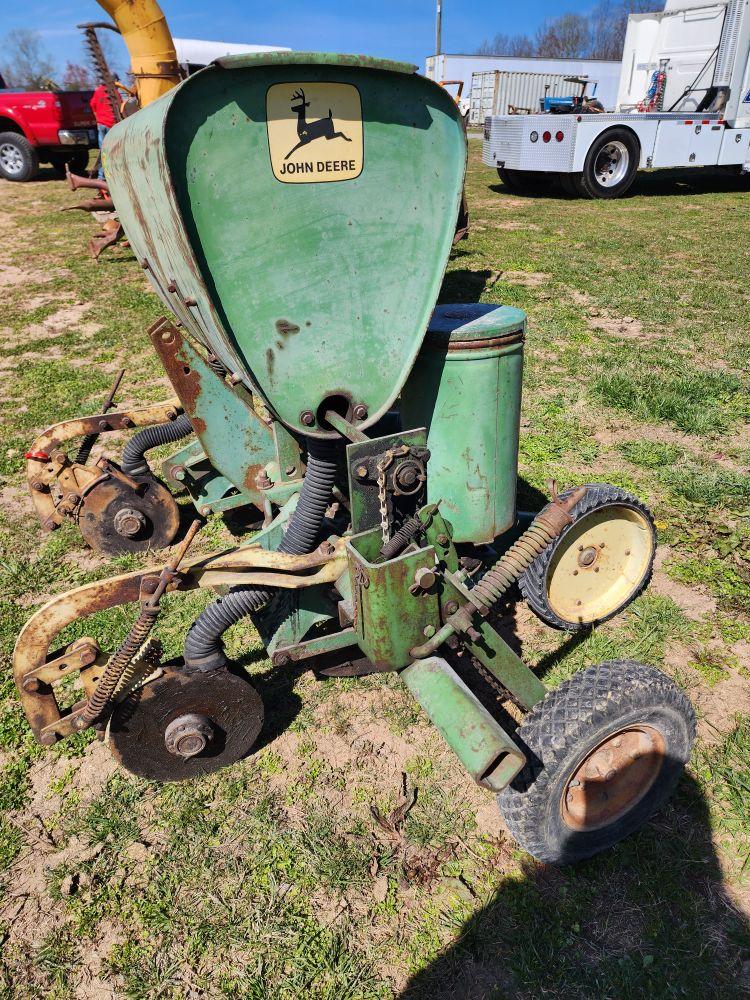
[275,319,300,337]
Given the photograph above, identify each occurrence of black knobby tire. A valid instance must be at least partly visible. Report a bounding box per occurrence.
[499,661,696,864]
[0,131,39,182]
[519,483,656,632]
[579,127,639,199]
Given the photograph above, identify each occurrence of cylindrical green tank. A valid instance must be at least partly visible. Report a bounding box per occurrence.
[401,303,524,545]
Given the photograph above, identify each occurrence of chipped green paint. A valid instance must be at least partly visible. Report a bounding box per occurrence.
[401,656,526,791]
[103,55,466,439]
[401,304,525,544]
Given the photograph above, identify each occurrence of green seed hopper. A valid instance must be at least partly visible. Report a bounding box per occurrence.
[15,53,694,865]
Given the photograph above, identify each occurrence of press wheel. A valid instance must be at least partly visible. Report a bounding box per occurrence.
[78,473,180,555]
[498,661,695,864]
[106,665,264,781]
[519,483,656,631]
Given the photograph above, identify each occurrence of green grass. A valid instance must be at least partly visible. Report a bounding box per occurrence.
[0,148,748,998]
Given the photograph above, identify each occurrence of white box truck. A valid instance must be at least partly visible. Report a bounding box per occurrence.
[482,0,750,197]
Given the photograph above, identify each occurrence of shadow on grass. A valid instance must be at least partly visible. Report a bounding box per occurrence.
[489,166,749,201]
[399,770,750,998]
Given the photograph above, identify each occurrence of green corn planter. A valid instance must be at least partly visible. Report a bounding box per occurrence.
[401,304,524,544]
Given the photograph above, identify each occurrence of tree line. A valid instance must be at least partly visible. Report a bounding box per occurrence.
[475,0,656,61]
[0,28,122,91]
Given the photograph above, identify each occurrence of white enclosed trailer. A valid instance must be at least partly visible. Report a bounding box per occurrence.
[482,0,750,197]
[469,70,599,124]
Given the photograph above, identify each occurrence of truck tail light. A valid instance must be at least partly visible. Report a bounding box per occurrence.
[542,131,551,143]
[555,130,564,142]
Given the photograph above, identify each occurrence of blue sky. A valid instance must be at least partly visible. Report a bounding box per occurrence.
[1,1,573,77]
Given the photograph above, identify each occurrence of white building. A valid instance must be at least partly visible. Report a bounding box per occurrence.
[173,38,291,74]
[425,54,622,113]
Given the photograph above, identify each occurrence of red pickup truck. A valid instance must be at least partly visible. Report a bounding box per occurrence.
[0,73,97,182]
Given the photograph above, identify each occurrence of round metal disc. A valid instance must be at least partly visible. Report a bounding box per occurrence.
[561,724,666,832]
[546,505,655,624]
[106,666,264,781]
[78,475,180,555]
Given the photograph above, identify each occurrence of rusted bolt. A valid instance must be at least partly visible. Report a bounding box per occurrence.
[353,403,368,421]
[66,493,80,503]
[114,506,146,538]
[578,545,584,552]
[573,570,579,576]
[256,471,273,490]
[355,465,368,479]
[600,542,606,548]
[422,624,436,638]
[318,540,335,556]
[98,419,109,432]
[22,676,41,693]
[300,410,315,427]
[161,330,173,343]
[167,280,177,293]
[164,713,214,759]
[184,297,198,307]
[200,506,212,516]
[121,416,134,428]
[578,546,598,568]
[444,600,459,615]
[140,577,159,595]
[594,567,600,573]
[466,625,482,643]
[436,533,449,547]
[172,466,186,481]
[274,652,290,666]
[625,549,631,556]
[53,450,66,463]
[31,481,45,492]
[141,258,150,270]
[166,409,177,421]
[414,567,436,590]
[285,465,296,477]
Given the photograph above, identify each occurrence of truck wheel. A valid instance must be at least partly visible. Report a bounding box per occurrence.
[579,128,639,198]
[0,132,39,182]
[498,660,695,864]
[49,148,90,177]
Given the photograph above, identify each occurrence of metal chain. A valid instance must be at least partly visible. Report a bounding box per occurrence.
[376,457,391,546]
[468,654,524,710]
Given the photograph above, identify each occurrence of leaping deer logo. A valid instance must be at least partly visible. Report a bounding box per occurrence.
[285,88,352,160]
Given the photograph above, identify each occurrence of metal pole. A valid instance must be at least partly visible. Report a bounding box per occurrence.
[436,0,442,57]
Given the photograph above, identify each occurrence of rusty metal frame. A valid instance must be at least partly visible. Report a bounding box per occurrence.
[13,536,347,744]
[26,398,182,531]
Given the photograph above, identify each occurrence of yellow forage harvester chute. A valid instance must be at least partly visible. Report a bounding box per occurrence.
[96,0,181,107]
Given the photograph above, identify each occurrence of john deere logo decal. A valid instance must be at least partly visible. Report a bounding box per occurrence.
[267,82,363,183]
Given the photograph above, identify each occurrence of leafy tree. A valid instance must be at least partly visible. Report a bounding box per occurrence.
[0,29,57,90]
[475,1,658,60]
[62,61,93,91]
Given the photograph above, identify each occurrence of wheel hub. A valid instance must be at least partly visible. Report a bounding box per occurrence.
[0,142,24,175]
[113,506,147,538]
[561,724,666,831]
[164,713,214,758]
[595,141,629,187]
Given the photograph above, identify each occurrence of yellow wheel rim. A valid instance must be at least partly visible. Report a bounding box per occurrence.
[546,505,654,625]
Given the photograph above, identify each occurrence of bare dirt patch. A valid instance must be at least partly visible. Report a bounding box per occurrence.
[651,547,718,621]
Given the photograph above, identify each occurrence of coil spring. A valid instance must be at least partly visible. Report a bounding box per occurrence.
[469,520,556,613]
[76,605,160,729]
[379,514,423,561]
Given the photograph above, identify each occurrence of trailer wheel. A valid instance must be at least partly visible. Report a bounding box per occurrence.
[0,132,39,182]
[578,128,639,199]
[498,660,695,864]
